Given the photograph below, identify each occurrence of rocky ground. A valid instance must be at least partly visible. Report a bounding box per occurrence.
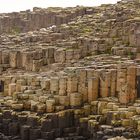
[0,0,140,139]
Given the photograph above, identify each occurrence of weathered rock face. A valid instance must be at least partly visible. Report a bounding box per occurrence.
[0,7,89,34]
[0,0,140,139]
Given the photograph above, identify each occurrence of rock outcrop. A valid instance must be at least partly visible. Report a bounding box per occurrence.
[0,0,140,139]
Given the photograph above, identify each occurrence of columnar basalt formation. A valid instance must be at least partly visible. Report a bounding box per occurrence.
[0,7,90,34]
[0,0,140,139]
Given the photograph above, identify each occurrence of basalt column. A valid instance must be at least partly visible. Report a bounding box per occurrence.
[127,66,136,103]
[77,69,88,103]
[110,69,117,97]
[9,51,21,68]
[88,77,99,103]
[100,71,111,98]
[21,51,33,71]
[67,74,78,94]
[117,65,128,104]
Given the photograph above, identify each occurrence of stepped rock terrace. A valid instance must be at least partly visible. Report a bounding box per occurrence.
[0,0,140,140]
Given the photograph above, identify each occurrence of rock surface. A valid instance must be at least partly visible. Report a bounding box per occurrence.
[0,0,140,139]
